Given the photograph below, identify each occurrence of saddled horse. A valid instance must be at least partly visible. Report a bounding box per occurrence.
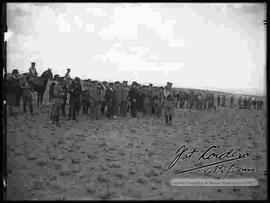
[25,69,53,107]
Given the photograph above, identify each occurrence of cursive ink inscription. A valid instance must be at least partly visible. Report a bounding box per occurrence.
[197,146,249,161]
[168,145,199,169]
[202,162,257,179]
[169,145,250,175]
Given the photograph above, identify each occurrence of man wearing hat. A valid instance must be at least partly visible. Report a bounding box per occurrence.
[65,68,71,79]
[163,82,175,125]
[29,62,38,76]
[129,81,140,118]
[89,81,100,120]
[114,81,122,118]
[105,82,114,118]
[51,75,65,126]
[6,69,22,117]
[120,81,129,117]
[20,73,34,116]
[68,77,82,121]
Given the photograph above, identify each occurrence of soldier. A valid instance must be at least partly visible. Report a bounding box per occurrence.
[156,87,164,117]
[105,82,114,118]
[6,69,22,117]
[64,68,71,79]
[238,96,243,109]
[49,75,57,102]
[29,62,38,76]
[163,82,175,125]
[217,94,221,107]
[51,75,65,126]
[243,97,247,109]
[99,82,107,116]
[89,81,100,120]
[120,81,129,117]
[68,77,82,121]
[20,75,34,116]
[221,95,226,107]
[129,82,140,118]
[230,95,234,108]
[247,97,252,110]
[143,84,153,116]
[114,81,122,118]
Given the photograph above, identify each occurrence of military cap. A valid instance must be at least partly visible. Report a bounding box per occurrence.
[12,69,19,74]
[132,81,137,85]
[75,77,80,81]
[167,82,172,85]
[54,74,60,79]
[149,83,153,86]
[67,68,71,71]
[31,62,35,65]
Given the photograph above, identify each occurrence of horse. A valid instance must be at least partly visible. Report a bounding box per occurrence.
[25,69,53,107]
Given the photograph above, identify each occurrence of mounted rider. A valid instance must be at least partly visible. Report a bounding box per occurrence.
[64,68,71,79]
[29,62,38,77]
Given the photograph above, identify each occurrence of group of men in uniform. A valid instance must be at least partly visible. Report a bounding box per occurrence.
[6,62,38,117]
[238,96,264,110]
[47,76,176,126]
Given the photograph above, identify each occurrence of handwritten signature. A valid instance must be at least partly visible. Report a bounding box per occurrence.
[168,145,253,178]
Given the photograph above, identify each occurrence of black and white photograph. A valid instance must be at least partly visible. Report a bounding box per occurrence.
[3,2,267,200]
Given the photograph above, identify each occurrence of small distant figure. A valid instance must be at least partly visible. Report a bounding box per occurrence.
[247,97,252,110]
[243,97,247,109]
[257,99,263,110]
[68,77,82,121]
[28,62,38,76]
[64,68,71,79]
[221,95,226,107]
[238,96,243,109]
[20,75,34,116]
[163,82,175,125]
[217,95,221,107]
[51,75,65,126]
[230,95,234,108]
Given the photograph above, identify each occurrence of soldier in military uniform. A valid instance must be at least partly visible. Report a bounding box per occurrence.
[221,95,226,107]
[89,81,100,120]
[129,82,140,118]
[163,82,175,125]
[105,82,114,118]
[64,68,71,79]
[237,96,241,109]
[68,77,82,121]
[51,75,65,126]
[29,62,38,76]
[20,75,34,116]
[230,95,234,108]
[120,81,129,117]
[217,95,221,107]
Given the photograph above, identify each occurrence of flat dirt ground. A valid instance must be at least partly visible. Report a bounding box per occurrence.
[6,87,267,200]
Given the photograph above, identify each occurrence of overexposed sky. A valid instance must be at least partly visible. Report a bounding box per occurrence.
[6,3,266,95]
